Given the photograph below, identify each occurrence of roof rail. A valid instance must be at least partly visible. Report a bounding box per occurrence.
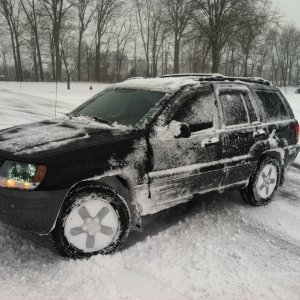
[162,73,223,78]
[161,73,271,85]
[197,75,271,86]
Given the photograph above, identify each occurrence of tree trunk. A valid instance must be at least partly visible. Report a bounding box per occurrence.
[173,37,180,73]
[211,46,221,73]
[152,43,157,77]
[34,27,44,81]
[243,51,249,77]
[67,73,70,89]
[15,37,23,81]
[8,26,18,80]
[53,22,61,81]
[2,50,8,78]
[33,42,38,81]
[77,32,83,81]
[95,41,101,82]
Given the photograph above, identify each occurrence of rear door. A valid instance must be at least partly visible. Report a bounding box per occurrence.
[215,84,265,186]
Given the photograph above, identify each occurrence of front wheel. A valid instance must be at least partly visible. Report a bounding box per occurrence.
[240,157,281,206]
[51,184,131,259]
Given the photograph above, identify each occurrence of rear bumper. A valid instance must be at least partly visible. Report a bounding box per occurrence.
[0,188,68,235]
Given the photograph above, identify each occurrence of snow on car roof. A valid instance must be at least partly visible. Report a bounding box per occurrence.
[112,77,201,92]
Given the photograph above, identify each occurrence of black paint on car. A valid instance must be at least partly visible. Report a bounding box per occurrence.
[0,75,299,259]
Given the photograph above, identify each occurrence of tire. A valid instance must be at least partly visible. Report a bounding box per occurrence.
[240,157,281,206]
[51,183,131,259]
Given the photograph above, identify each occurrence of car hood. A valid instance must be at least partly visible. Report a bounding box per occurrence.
[0,118,137,160]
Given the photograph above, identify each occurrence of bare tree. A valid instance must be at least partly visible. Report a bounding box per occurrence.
[42,0,75,81]
[114,19,131,81]
[1,45,9,79]
[134,0,165,77]
[271,24,300,86]
[163,0,195,73]
[237,0,274,76]
[134,0,151,76]
[76,0,96,81]
[61,28,75,89]
[0,0,24,81]
[194,0,274,73]
[94,0,121,82]
[20,0,44,81]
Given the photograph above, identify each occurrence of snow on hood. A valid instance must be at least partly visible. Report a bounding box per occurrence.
[113,77,201,93]
[0,117,128,155]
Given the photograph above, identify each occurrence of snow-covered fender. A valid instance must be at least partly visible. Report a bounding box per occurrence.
[55,136,151,233]
[249,129,298,185]
[65,175,143,232]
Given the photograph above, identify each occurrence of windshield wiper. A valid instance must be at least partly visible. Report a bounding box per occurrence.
[66,114,113,126]
[91,116,113,126]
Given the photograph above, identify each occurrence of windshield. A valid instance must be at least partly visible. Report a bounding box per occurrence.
[71,88,165,127]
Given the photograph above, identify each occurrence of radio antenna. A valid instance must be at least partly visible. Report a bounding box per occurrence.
[54,78,58,118]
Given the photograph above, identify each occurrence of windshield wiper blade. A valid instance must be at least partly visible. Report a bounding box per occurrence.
[65,114,113,126]
[91,116,113,126]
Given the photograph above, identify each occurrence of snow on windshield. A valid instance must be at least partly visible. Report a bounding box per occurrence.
[72,88,165,127]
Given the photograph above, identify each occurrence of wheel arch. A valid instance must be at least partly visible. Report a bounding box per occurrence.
[63,175,143,232]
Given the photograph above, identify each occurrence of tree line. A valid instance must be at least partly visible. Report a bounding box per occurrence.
[0,0,299,86]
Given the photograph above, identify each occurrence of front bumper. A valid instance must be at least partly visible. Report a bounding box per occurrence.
[0,188,68,234]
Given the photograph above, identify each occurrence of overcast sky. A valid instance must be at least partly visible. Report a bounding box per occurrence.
[272,0,300,28]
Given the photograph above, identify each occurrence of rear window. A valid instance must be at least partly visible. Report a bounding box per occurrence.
[255,90,290,121]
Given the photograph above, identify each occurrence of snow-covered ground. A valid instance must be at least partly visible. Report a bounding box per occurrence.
[280,87,300,165]
[0,81,109,130]
[0,82,300,300]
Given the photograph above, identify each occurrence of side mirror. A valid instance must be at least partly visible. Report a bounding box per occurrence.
[168,121,191,139]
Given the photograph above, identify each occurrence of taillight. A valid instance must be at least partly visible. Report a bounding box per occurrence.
[295,122,299,144]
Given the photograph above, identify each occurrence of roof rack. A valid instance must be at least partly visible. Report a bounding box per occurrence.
[162,73,223,78]
[197,75,271,86]
[162,73,271,85]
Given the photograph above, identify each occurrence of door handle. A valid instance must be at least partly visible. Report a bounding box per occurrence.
[253,129,267,138]
[201,137,219,148]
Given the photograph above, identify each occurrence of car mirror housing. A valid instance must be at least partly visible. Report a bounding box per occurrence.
[175,122,191,138]
[167,121,191,139]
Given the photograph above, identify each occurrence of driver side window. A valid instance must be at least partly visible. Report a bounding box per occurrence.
[172,92,214,132]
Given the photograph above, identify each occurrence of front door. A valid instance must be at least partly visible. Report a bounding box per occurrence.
[144,86,224,213]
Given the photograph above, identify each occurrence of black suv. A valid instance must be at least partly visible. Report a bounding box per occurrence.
[0,75,299,259]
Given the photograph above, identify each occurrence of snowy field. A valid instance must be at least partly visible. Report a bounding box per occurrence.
[0,81,300,300]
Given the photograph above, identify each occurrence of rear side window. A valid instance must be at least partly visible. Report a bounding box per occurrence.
[243,94,258,123]
[255,91,290,121]
[220,93,248,126]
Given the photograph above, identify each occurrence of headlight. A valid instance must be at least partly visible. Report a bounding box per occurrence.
[0,161,47,190]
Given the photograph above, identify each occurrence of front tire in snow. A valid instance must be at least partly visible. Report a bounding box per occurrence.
[52,184,131,259]
[240,157,281,206]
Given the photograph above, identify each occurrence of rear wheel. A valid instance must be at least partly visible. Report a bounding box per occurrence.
[52,184,131,259]
[240,157,281,206]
